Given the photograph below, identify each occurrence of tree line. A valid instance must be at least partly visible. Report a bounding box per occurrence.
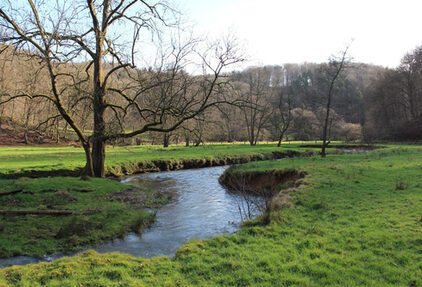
[0,47,368,146]
[364,46,422,141]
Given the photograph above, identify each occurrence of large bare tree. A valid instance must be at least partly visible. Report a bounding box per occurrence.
[0,0,243,177]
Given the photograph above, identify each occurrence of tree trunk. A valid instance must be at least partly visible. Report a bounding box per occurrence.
[55,120,60,144]
[321,145,326,157]
[92,137,105,177]
[185,134,190,147]
[24,130,29,144]
[91,94,106,176]
[321,48,348,157]
[91,89,106,177]
[163,133,169,148]
[82,143,94,176]
[91,30,106,178]
[277,133,283,147]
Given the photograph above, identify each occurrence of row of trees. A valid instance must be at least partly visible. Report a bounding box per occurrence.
[0,46,369,149]
[138,61,365,148]
[364,46,422,141]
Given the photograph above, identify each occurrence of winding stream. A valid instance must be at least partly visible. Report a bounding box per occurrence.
[0,166,262,268]
[0,148,376,268]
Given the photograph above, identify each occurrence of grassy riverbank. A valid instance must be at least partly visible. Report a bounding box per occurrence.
[0,177,167,258]
[0,142,320,177]
[1,145,421,286]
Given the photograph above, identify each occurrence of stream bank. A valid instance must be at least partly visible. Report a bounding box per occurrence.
[0,149,312,179]
[219,168,306,195]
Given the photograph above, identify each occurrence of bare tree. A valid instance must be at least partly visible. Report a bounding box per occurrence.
[0,1,243,177]
[216,103,244,142]
[397,47,422,121]
[237,67,273,146]
[321,47,350,157]
[270,91,291,147]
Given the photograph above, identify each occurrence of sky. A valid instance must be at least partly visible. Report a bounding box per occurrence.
[175,0,422,68]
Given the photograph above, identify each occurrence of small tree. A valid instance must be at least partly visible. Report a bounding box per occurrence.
[270,91,291,147]
[321,47,350,157]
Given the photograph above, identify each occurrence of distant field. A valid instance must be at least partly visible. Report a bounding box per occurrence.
[0,142,324,176]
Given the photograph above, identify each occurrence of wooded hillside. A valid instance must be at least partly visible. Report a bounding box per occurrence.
[1,44,421,145]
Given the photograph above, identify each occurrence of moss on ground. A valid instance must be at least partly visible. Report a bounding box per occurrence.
[1,145,421,286]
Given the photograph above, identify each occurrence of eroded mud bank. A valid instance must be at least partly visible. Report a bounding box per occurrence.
[108,150,310,177]
[219,168,306,195]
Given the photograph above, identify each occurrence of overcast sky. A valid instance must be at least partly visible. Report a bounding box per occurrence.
[175,0,422,68]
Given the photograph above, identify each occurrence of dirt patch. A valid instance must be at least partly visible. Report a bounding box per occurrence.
[110,188,148,204]
[0,197,22,207]
[110,187,172,208]
[53,191,78,202]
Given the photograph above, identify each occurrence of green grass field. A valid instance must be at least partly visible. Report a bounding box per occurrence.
[0,177,163,258]
[1,144,421,286]
[0,142,318,176]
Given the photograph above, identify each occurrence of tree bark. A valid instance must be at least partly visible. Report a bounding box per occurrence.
[163,133,170,147]
[92,137,106,177]
[277,133,283,147]
[91,24,107,177]
[82,142,94,176]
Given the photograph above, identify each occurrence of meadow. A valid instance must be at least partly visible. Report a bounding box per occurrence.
[0,177,163,258]
[0,142,317,177]
[1,144,421,286]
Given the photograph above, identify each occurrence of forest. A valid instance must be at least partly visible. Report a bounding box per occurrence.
[1,44,421,149]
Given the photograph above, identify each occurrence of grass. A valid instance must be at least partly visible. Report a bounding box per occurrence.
[0,142,322,176]
[0,177,164,258]
[1,145,421,286]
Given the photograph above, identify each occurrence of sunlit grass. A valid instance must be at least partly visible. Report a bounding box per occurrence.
[0,142,322,176]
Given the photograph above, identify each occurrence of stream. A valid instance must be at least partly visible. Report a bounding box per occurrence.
[0,148,376,268]
[0,165,262,268]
